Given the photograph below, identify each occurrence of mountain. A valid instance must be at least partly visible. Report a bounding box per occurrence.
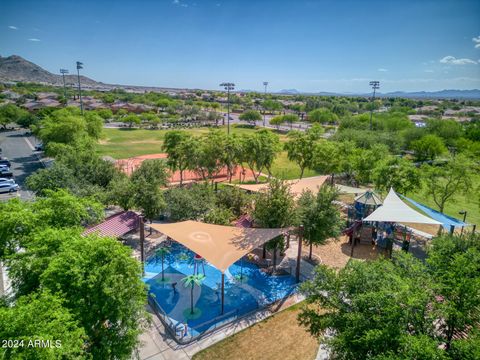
[380,89,480,99]
[0,55,105,88]
[278,89,300,94]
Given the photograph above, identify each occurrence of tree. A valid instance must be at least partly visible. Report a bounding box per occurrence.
[313,140,342,182]
[284,125,323,178]
[269,115,285,129]
[239,110,262,125]
[123,114,140,127]
[0,103,30,129]
[351,144,390,185]
[308,108,339,124]
[26,163,78,196]
[299,235,480,359]
[131,159,169,188]
[299,253,439,360]
[222,134,242,182]
[263,99,283,113]
[84,111,104,140]
[283,113,299,129]
[193,130,225,182]
[422,155,473,213]
[40,234,148,359]
[297,185,342,259]
[163,130,197,185]
[37,108,87,147]
[372,156,421,195]
[181,274,205,315]
[203,207,234,225]
[164,184,215,221]
[241,129,281,182]
[0,291,87,359]
[107,175,135,210]
[253,179,296,270]
[427,235,480,351]
[412,134,447,162]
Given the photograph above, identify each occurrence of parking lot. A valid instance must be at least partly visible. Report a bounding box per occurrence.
[0,129,44,201]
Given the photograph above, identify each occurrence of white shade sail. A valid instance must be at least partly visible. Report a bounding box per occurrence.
[363,188,442,225]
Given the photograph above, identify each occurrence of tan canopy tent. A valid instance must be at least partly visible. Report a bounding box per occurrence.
[149,221,286,314]
[150,221,285,273]
[232,175,329,198]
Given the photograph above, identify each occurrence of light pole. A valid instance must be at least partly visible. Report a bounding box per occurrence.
[262,81,268,127]
[369,80,380,130]
[220,82,235,135]
[76,61,84,115]
[459,210,467,235]
[60,69,69,105]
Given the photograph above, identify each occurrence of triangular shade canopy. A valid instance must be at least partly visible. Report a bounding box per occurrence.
[363,188,442,225]
[149,221,285,273]
[233,175,329,198]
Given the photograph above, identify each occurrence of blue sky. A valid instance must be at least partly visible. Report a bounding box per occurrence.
[1,0,479,92]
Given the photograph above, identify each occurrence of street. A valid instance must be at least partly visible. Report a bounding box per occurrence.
[0,129,43,201]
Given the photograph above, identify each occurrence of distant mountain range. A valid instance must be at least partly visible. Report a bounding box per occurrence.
[0,55,104,87]
[278,88,480,99]
[1,54,479,99]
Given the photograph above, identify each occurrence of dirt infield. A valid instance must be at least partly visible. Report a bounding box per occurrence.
[115,153,258,183]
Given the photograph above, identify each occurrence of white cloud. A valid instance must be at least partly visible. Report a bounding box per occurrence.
[8,25,17,30]
[439,55,477,65]
[377,68,388,72]
[28,38,41,42]
[173,0,188,6]
[473,36,480,49]
[424,69,434,73]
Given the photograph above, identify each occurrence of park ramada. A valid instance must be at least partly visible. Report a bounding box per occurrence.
[115,153,258,184]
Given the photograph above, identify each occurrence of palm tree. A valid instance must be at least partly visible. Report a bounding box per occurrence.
[155,246,170,281]
[181,274,205,315]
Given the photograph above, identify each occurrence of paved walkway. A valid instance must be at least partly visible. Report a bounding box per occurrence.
[136,236,313,360]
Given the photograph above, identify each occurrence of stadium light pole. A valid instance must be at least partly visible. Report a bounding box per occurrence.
[262,81,268,127]
[220,82,235,135]
[369,80,380,130]
[60,69,69,104]
[76,61,84,115]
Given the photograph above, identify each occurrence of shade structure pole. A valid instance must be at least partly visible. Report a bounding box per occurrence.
[139,216,145,275]
[296,225,304,283]
[221,273,225,315]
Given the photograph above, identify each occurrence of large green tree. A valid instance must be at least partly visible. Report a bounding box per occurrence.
[253,179,296,270]
[0,291,87,359]
[284,125,323,178]
[239,110,262,125]
[162,130,197,185]
[412,134,447,162]
[372,156,421,195]
[40,234,148,359]
[421,155,473,213]
[241,129,281,182]
[297,185,342,259]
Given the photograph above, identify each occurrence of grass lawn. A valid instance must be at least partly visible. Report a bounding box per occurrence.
[192,302,319,360]
[97,126,288,159]
[408,172,480,228]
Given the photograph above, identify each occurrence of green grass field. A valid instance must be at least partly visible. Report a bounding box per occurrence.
[97,126,479,226]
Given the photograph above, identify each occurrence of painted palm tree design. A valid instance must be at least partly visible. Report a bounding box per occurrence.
[155,246,170,281]
[181,274,205,315]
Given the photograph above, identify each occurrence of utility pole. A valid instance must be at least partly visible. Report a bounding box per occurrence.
[220,82,235,135]
[60,69,69,105]
[76,61,84,115]
[263,81,268,127]
[369,80,380,130]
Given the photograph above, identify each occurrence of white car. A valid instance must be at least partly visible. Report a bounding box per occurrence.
[0,182,19,193]
[0,178,15,184]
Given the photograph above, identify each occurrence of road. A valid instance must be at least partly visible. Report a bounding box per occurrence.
[0,129,43,201]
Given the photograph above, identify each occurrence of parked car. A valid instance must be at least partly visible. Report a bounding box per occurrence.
[34,143,44,151]
[0,178,15,184]
[0,182,19,193]
[0,164,9,169]
[0,159,11,167]
[0,168,13,177]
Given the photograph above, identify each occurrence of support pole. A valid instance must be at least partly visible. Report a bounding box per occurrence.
[221,273,225,315]
[296,225,304,283]
[139,216,145,275]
